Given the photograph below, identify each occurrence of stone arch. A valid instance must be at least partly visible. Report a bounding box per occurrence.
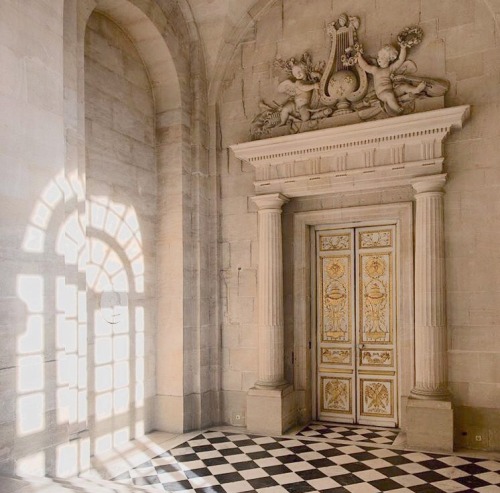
[93,0,183,113]
[63,0,213,443]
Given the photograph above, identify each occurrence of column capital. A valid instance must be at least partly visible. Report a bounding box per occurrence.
[411,174,447,194]
[251,193,289,211]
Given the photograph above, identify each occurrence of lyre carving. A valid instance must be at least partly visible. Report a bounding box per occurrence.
[319,14,368,114]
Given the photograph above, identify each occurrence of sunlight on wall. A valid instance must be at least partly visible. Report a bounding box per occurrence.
[89,197,144,293]
[16,451,46,477]
[16,275,45,438]
[17,172,146,477]
[55,437,90,478]
[88,196,144,453]
[22,172,84,254]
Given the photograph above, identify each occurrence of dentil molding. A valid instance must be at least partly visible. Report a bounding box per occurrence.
[231,106,470,198]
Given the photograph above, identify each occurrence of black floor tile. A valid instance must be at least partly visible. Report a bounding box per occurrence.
[247,476,279,489]
[283,480,316,492]
[369,478,405,490]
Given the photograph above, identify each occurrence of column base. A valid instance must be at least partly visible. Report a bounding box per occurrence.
[410,387,451,401]
[246,384,295,435]
[406,397,453,453]
[254,379,287,390]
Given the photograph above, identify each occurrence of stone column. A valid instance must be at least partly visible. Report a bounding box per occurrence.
[407,174,453,452]
[411,174,449,399]
[247,193,295,435]
[252,193,289,387]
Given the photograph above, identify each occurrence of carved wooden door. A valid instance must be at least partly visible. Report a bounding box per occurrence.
[316,225,397,427]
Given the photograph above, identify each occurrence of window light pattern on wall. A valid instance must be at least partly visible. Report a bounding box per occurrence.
[17,171,147,477]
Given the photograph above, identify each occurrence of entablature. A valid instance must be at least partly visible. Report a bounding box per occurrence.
[231,106,470,198]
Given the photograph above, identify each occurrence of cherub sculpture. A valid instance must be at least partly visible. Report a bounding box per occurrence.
[277,63,319,124]
[274,53,326,125]
[356,35,425,115]
[251,52,329,138]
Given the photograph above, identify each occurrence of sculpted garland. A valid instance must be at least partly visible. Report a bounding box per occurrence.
[251,15,449,139]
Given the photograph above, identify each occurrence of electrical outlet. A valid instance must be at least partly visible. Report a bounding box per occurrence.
[475,435,482,442]
[231,412,245,426]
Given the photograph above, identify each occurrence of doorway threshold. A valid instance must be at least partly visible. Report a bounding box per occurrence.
[293,421,401,447]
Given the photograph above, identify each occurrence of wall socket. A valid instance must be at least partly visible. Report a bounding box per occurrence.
[475,435,482,442]
[231,412,246,426]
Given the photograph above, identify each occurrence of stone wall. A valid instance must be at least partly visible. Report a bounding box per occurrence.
[217,0,500,450]
[0,0,68,476]
[0,0,216,477]
[84,11,157,454]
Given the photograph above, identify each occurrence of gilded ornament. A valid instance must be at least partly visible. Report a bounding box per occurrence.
[320,234,350,251]
[327,259,345,279]
[324,378,349,411]
[361,350,392,366]
[364,382,390,414]
[323,257,350,341]
[322,348,350,364]
[361,254,390,342]
[365,256,386,277]
[360,230,391,248]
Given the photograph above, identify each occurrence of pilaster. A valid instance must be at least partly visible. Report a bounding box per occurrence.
[411,174,449,399]
[247,193,294,435]
[251,193,289,388]
[407,174,453,452]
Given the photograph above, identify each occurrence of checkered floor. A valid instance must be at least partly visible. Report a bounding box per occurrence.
[297,422,399,445]
[113,430,500,492]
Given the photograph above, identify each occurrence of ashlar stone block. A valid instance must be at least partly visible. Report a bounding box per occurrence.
[406,399,454,453]
[247,385,295,435]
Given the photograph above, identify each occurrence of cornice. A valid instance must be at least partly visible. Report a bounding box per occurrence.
[230,106,470,197]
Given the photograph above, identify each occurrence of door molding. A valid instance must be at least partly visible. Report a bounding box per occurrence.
[231,106,468,438]
[293,203,413,427]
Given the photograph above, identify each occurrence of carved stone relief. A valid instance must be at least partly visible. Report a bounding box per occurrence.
[251,14,449,140]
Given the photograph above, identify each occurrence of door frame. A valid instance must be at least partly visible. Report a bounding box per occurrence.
[293,202,414,428]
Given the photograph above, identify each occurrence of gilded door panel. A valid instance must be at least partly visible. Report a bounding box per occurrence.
[359,253,393,344]
[356,225,397,427]
[320,375,353,415]
[360,378,395,419]
[317,229,355,423]
[321,256,351,343]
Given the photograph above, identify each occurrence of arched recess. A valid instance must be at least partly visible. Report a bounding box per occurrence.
[63,0,215,446]
[90,0,187,437]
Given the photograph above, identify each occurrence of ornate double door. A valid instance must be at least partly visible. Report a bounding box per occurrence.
[316,225,398,427]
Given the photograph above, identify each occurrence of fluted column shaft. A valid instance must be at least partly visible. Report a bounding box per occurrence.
[251,193,289,388]
[411,174,450,399]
